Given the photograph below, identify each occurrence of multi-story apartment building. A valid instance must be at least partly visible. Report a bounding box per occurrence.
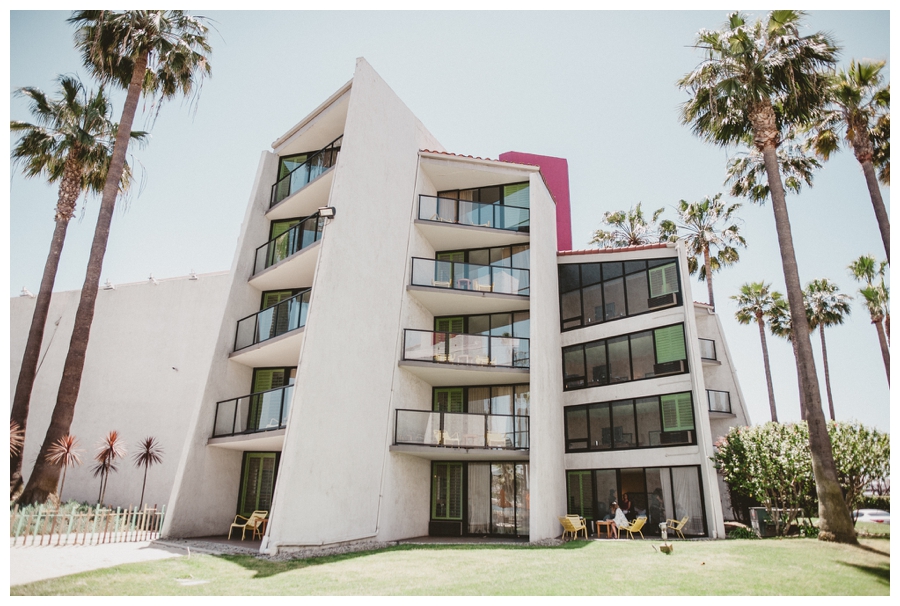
[157,59,748,553]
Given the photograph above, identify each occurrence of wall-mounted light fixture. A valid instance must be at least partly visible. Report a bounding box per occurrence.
[102,279,116,291]
[318,206,336,219]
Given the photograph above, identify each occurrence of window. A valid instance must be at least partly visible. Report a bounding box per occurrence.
[435,312,529,338]
[562,324,688,391]
[239,452,279,518]
[558,258,681,330]
[707,390,731,413]
[432,462,463,520]
[564,392,695,452]
[699,338,717,360]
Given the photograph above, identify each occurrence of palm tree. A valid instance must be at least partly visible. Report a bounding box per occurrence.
[671,193,745,309]
[732,282,784,423]
[590,203,675,248]
[10,421,25,457]
[133,437,163,508]
[680,11,856,543]
[20,10,212,505]
[765,296,808,418]
[46,435,83,503]
[848,255,890,384]
[9,76,144,501]
[804,279,852,420]
[726,133,821,203]
[92,431,126,506]
[808,60,891,261]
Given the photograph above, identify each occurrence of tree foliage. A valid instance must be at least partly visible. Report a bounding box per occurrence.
[590,203,675,248]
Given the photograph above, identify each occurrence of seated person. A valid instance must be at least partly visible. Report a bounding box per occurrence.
[604,501,629,531]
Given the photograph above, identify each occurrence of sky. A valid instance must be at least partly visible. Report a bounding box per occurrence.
[5,9,892,433]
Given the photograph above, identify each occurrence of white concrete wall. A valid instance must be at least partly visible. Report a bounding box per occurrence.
[10,272,228,508]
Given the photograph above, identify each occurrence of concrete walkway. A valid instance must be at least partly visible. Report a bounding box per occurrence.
[10,539,187,586]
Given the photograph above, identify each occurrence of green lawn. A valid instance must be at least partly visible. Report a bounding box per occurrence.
[12,536,889,596]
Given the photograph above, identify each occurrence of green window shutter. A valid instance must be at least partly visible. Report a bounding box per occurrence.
[566,471,593,520]
[262,290,294,310]
[434,388,464,412]
[661,393,694,431]
[435,317,464,333]
[270,219,299,240]
[648,263,679,298]
[253,370,276,393]
[239,453,278,517]
[654,325,686,363]
[437,251,465,263]
[432,462,463,520]
[503,183,530,208]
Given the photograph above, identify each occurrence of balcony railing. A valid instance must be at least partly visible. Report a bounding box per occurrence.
[234,289,310,351]
[270,135,342,207]
[254,213,325,275]
[418,194,529,232]
[394,409,529,450]
[402,329,529,368]
[410,258,529,296]
[212,384,294,438]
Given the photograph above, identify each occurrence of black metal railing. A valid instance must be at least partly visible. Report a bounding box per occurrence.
[402,329,529,368]
[410,257,529,296]
[394,409,529,450]
[418,194,529,232]
[234,289,311,351]
[254,213,325,275]
[212,384,294,438]
[270,135,342,207]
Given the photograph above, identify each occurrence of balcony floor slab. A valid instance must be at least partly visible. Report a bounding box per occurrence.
[230,327,305,368]
[389,444,529,461]
[249,240,321,291]
[407,285,529,315]
[399,359,529,386]
[414,220,529,251]
[208,429,285,451]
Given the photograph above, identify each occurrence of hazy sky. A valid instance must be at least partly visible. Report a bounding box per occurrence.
[6,10,891,432]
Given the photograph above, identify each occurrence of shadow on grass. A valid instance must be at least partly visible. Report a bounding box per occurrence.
[853,542,890,557]
[222,539,593,579]
[838,561,890,586]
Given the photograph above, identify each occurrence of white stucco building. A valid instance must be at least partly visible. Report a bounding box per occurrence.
[11,59,750,551]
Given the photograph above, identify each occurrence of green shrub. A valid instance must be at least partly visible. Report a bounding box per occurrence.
[728,527,758,539]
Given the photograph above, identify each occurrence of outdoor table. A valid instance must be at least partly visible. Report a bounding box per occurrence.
[595,520,618,539]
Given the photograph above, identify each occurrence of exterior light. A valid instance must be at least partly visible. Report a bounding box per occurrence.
[19,287,34,298]
[148,273,159,285]
[189,269,199,281]
[318,206,336,219]
[102,279,116,291]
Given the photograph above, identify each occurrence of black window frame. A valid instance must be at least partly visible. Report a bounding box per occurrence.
[436,243,530,270]
[437,180,531,209]
[707,389,732,414]
[434,311,530,339]
[699,338,717,360]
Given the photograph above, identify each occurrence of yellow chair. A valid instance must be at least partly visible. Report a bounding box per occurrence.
[559,515,588,540]
[621,516,647,540]
[666,516,689,539]
[228,510,268,540]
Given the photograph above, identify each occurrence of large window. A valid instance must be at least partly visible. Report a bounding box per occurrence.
[565,466,707,537]
[435,311,530,339]
[238,452,279,518]
[431,461,529,536]
[559,258,681,330]
[565,391,696,452]
[437,244,530,271]
[562,323,688,391]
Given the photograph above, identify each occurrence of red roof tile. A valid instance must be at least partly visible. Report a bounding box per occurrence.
[557,243,672,256]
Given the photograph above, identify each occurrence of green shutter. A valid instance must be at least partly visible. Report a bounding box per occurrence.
[270,219,299,240]
[566,471,593,520]
[239,452,278,517]
[437,251,465,263]
[648,263,679,297]
[503,183,530,208]
[262,290,294,310]
[435,317,464,333]
[434,388,464,412]
[655,325,686,363]
[661,393,694,431]
[252,370,275,393]
[432,462,463,520]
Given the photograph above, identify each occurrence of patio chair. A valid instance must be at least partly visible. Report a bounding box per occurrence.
[558,515,588,541]
[228,510,268,540]
[621,515,647,540]
[666,516,689,539]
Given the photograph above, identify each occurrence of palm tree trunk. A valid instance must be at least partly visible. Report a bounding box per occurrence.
[57,465,68,503]
[873,318,890,385]
[703,245,715,309]
[10,155,81,501]
[758,136,857,544]
[757,315,778,422]
[860,160,890,263]
[140,466,148,508]
[19,51,149,506]
[819,325,835,421]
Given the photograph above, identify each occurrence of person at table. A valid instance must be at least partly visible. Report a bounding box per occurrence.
[620,493,633,515]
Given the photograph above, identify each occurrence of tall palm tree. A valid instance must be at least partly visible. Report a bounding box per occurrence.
[849,255,890,384]
[92,431,126,506]
[46,435,83,503]
[808,60,891,261]
[9,76,144,500]
[590,203,675,248]
[804,279,852,421]
[679,11,856,543]
[132,436,163,508]
[20,11,212,505]
[671,193,745,309]
[726,133,821,203]
[765,296,807,417]
[732,282,784,423]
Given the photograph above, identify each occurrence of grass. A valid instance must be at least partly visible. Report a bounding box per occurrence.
[11,534,889,596]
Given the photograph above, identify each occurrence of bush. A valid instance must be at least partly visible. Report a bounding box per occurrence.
[728,527,758,539]
[856,494,890,512]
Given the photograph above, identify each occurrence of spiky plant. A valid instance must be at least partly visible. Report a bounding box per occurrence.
[11,421,25,457]
[848,254,890,385]
[46,434,83,502]
[92,430,126,506]
[590,203,675,248]
[132,436,163,508]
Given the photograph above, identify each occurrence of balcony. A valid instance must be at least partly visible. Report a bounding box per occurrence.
[270,135,342,209]
[391,409,529,460]
[408,258,530,315]
[208,385,294,450]
[230,290,310,367]
[249,214,324,291]
[399,329,529,386]
[415,195,530,250]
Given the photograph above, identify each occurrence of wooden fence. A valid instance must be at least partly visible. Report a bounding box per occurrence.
[10,503,166,547]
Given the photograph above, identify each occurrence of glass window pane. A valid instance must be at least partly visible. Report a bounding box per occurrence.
[491,313,513,337]
[491,386,514,415]
[503,183,529,208]
[645,468,672,532]
[566,408,588,449]
[630,331,656,380]
[481,186,501,204]
[512,311,530,339]
[589,404,611,451]
[585,341,608,386]
[567,471,593,520]
[603,278,627,321]
[593,470,618,522]
[624,260,647,275]
[602,262,623,281]
[563,346,585,389]
[608,336,631,383]
[619,468,646,518]
[469,249,490,266]
[626,271,650,316]
[672,467,705,535]
[467,387,491,414]
[611,401,636,448]
[561,290,582,326]
[490,247,512,267]
[558,264,581,293]
[514,386,530,415]
[581,263,602,286]
[635,397,662,447]
[582,284,604,326]
[468,315,491,335]
[457,188,477,201]
[511,245,530,269]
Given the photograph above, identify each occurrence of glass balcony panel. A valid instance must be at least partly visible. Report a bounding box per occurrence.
[254,390,285,431]
[395,409,441,445]
[235,290,310,351]
[402,330,529,368]
[281,385,294,425]
[213,399,238,437]
[449,333,489,364]
[515,416,530,449]
[410,258,529,295]
[486,414,515,448]
[255,214,324,275]
[211,386,293,438]
[418,195,529,231]
[270,135,342,207]
[394,410,528,450]
[459,201,492,228]
[496,205,529,231]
